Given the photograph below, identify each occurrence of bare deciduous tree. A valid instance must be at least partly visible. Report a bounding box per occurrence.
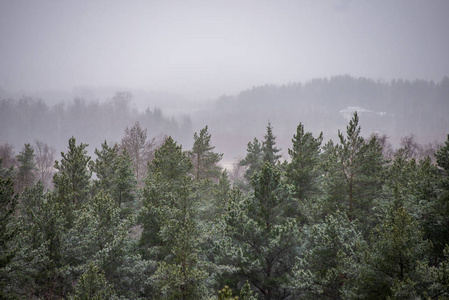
[34,140,56,189]
[370,132,394,160]
[0,143,18,169]
[121,122,155,185]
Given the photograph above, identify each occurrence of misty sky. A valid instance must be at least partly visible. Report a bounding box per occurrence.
[1,0,448,100]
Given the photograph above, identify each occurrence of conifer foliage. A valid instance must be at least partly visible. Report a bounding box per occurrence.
[189,126,223,181]
[286,123,323,200]
[0,115,448,299]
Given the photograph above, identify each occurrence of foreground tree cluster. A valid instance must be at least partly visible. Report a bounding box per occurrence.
[1,113,449,299]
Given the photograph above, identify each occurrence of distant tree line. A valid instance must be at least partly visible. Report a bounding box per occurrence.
[1,113,449,299]
[0,91,193,155]
[200,76,449,157]
[2,76,448,161]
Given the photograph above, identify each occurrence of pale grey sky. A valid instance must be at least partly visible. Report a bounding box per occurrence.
[1,0,448,100]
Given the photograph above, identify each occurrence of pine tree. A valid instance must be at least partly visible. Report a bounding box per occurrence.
[286,123,323,200]
[15,185,66,298]
[262,122,282,165]
[140,136,208,298]
[53,137,91,227]
[73,191,122,256]
[0,177,18,299]
[210,170,232,218]
[152,213,208,299]
[429,134,449,259]
[322,112,384,224]
[70,263,116,300]
[382,153,444,264]
[356,206,431,299]
[414,245,449,298]
[239,138,263,182]
[189,126,223,181]
[16,143,37,193]
[90,142,136,212]
[90,141,118,193]
[291,211,365,299]
[219,162,299,300]
[239,281,257,300]
[113,148,137,211]
[11,183,48,297]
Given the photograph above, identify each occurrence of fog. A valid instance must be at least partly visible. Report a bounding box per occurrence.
[1,0,448,100]
[1,0,448,167]
[2,2,449,298]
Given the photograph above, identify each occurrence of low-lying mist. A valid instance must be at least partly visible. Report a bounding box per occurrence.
[1,75,448,170]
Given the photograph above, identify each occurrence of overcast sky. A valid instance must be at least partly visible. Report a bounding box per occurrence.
[0,0,448,100]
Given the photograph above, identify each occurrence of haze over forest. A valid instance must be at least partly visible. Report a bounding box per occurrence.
[1,76,449,167]
[1,0,449,165]
[2,1,449,299]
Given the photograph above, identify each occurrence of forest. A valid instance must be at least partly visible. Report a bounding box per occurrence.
[2,76,449,161]
[1,111,449,299]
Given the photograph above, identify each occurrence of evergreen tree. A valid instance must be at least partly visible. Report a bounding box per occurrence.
[219,162,299,300]
[286,123,323,200]
[239,138,263,182]
[91,142,136,212]
[189,126,223,181]
[147,136,192,182]
[67,189,148,298]
[383,154,442,262]
[210,170,232,219]
[262,122,282,165]
[53,137,91,225]
[239,281,257,300]
[71,191,122,258]
[0,177,18,299]
[414,245,449,298]
[140,136,208,298]
[356,206,431,299]
[16,143,37,193]
[432,134,449,257]
[70,263,116,300]
[90,140,118,193]
[113,148,137,211]
[15,187,67,298]
[322,112,384,225]
[291,211,365,299]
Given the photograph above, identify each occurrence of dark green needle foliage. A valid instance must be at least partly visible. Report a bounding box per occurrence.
[53,137,92,226]
[16,143,37,193]
[286,122,323,200]
[291,211,365,299]
[70,263,116,300]
[322,112,384,228]
[189,126,223,181]
[262,122,282,165]
[239,123,281,184]
[91,141,137,213]
[141,136,208,299]
[0,177,18,299]
[239,137,263,182]
[90,141,119,193]
[1,114,448,299]
[219,162,299,300]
